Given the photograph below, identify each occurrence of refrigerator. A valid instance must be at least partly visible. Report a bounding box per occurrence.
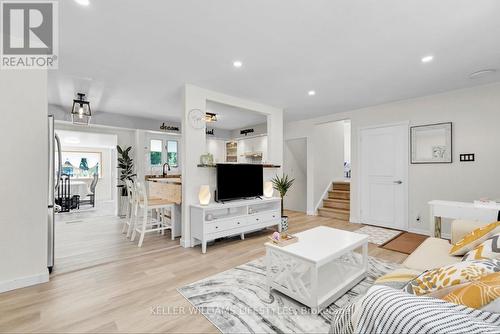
[48,115,62,273]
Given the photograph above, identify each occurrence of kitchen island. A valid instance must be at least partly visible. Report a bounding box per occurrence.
[145,175,182,239]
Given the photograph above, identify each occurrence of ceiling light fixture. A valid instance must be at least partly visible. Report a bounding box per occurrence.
[205,112,218,122]
[308,90,316,96]
[421,55,434,63]
[71,93,92,125]
[74,0,90,6]
[233,60,243,68]
[469,69,497,79]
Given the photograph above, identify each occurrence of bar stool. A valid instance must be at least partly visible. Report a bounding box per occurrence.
[122,179,136,236]
[131,182,176,247]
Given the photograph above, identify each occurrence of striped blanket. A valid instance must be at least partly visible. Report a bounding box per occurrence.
[330,285,500,334]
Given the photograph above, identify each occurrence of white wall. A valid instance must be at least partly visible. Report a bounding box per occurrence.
[284,138,307,212]
[285,82,500,235]
[50,104,181,133]
[313,121,345,209]
[182,85,283,248]
[344,120,351,164]
[0,70,49,292]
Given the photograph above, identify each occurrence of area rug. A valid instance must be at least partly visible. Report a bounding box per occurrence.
[381,232,428,254]
[178,256,400,333]
[355,225,402,245]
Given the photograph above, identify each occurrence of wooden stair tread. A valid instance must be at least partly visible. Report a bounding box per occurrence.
[324,198,349,203]
[318,207,349,213]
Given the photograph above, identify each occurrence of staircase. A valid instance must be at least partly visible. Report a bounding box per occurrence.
[317,181,350,221]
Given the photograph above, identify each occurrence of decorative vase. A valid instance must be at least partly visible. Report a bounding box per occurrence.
[263,181,273,198]
[118,195,128,217]
[198,185,211,205]
[280,216,289,237]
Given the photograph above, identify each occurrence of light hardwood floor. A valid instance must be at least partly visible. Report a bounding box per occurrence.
[0,210,408,333]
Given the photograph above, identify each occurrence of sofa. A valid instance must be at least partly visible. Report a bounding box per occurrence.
[330,219,500,334]
[402,219,487,271]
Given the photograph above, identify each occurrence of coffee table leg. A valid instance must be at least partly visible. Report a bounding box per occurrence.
[310,264,319,313]
[265,249,272,295]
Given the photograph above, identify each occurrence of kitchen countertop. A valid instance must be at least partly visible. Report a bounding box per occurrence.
[145,175,182,185]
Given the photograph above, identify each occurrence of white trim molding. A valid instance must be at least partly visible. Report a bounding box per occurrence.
[0,270,49,294]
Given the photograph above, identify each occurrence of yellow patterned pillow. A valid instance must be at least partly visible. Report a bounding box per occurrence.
[463,233,500,261]
[442,272,500,309]
[403,259,500,296]
[450,221,500,256]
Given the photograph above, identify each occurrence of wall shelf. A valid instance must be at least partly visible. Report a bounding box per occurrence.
[197,163,281,168]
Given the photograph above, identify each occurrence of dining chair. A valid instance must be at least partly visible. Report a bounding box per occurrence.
[130,182,175,247]
[80,174,98,207]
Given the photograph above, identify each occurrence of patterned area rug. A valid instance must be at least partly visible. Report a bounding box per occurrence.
[178,256,400,334]
[355,225,402,245]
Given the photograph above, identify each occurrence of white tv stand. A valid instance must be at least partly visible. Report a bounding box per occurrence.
[190,197,281,253]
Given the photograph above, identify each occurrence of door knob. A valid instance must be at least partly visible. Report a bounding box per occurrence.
[394,180,403,184]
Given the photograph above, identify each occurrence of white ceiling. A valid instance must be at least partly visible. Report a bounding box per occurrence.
[56,130,117,149]
[48,0,500,122]
[206,101,266,130]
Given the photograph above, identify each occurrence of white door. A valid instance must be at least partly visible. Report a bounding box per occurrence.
[359,123,408,230]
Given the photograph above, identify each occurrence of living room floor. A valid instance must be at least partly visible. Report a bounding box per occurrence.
[0,211,408,333]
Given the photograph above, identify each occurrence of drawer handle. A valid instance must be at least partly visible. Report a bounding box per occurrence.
[215,226,219,229]
[256,218,259,221]
[237,222,240,224]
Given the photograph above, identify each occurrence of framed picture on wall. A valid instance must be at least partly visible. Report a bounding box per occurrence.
[410,122,452,164]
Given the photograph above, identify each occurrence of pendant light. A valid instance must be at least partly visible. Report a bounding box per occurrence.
[71,93,92,125]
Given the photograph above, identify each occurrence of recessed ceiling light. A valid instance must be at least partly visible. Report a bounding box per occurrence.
[421,55,434,63]
[469,69,497,79]
[233,60,243,68]
[75,0,90,6]
[308,90,316,96]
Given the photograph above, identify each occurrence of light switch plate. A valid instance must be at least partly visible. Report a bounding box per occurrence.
[459,153,475,162]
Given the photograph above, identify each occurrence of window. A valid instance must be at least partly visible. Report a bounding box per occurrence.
[166,140,178,167]
[150,139,162,166]
[59,151,101,178]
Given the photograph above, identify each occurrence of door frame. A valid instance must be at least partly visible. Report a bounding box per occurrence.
[356,121,409,231]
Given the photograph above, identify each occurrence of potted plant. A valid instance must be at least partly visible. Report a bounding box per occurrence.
[271,174,295,236]
[117,145,136,217]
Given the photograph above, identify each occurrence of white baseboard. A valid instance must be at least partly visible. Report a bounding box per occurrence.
[179,238,191,248]
[0,270,49,294]
[408,227,432,237]
[307,210,317,216]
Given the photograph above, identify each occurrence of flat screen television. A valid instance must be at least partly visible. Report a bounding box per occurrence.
[216,164,263,202]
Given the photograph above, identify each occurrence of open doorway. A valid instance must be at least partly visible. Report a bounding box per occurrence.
[55,130,118,219]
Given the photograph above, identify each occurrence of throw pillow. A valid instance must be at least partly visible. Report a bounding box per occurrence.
[374,268,422,289]
[442,272,500,309]
[463,233,500,261]
[403,259,500,296]
[450,221,500,256]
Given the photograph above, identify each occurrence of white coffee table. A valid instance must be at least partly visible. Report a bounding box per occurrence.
[265,226,369,312]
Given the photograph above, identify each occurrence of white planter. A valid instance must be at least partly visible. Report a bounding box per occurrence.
[118,195,128,217]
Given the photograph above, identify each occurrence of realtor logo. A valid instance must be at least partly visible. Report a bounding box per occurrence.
[1,1,58,69]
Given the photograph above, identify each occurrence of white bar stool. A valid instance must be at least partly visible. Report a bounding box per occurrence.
[131,182,175,247]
